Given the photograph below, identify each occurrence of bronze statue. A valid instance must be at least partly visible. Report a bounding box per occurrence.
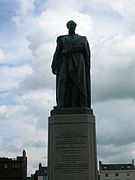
[51,20,91,108]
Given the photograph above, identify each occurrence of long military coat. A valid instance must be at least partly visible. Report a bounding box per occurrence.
[51,34,91,108]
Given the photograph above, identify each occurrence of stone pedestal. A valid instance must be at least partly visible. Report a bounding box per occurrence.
[48,109,97,180]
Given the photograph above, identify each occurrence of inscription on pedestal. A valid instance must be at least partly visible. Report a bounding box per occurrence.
[48,114,97,180]
[54,130,88,174]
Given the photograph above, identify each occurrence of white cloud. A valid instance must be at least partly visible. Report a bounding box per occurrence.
[89,0,135,31]
[92,34,135,102]
[0,65,32,91]
[17,0,35,15]
[97,35,135,69]
[95,99,135,146]
[13,0,35,27]
[0,136,4,150]
[98,143,135,163]
[8,39,32,65]
[0,105,8,119]
[22,89,55,128]
[0,49,5,63]
[95,99,135,163]
[108,0,135,29]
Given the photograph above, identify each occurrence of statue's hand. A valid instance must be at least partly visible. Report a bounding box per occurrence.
[52,68,58,75]
[62,49,68,54]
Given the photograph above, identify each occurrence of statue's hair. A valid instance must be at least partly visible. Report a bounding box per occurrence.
[66,20,77,29]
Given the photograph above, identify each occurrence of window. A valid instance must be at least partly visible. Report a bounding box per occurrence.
[105,173,109,177]
[127,172,130,176]
[15,163,17,168]
[4,164,8,168]
[115,173,119,176]
[13,163,15,168]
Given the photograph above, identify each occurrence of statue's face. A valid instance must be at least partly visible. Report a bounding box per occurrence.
[67,22,76,32]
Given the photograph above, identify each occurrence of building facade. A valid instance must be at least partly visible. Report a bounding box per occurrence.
[31,163,47,180]
[99,160,135,180]
[0,150,27,180]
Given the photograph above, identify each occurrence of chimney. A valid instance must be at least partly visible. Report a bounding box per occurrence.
[23,150,26,158]
[132,159,134,166]
[39,162,42,170]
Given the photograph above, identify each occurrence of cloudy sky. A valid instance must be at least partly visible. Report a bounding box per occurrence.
[0,0,135,176]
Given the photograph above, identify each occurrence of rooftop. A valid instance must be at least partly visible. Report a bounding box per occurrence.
[99,160,135,171]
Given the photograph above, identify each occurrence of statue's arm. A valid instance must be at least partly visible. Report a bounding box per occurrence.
[82,37,91,69]
[85,39,91,68]
[65,36,90,55]
[51,36,62,75]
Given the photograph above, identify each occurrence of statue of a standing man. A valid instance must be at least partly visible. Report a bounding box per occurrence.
[51,20,91,108]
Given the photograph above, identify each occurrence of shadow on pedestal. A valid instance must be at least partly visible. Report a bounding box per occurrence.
[51,107,93,116]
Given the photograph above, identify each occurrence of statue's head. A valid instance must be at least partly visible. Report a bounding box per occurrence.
[66,20,77,32]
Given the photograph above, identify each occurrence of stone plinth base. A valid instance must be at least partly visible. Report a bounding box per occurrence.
[48,110,97,180]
